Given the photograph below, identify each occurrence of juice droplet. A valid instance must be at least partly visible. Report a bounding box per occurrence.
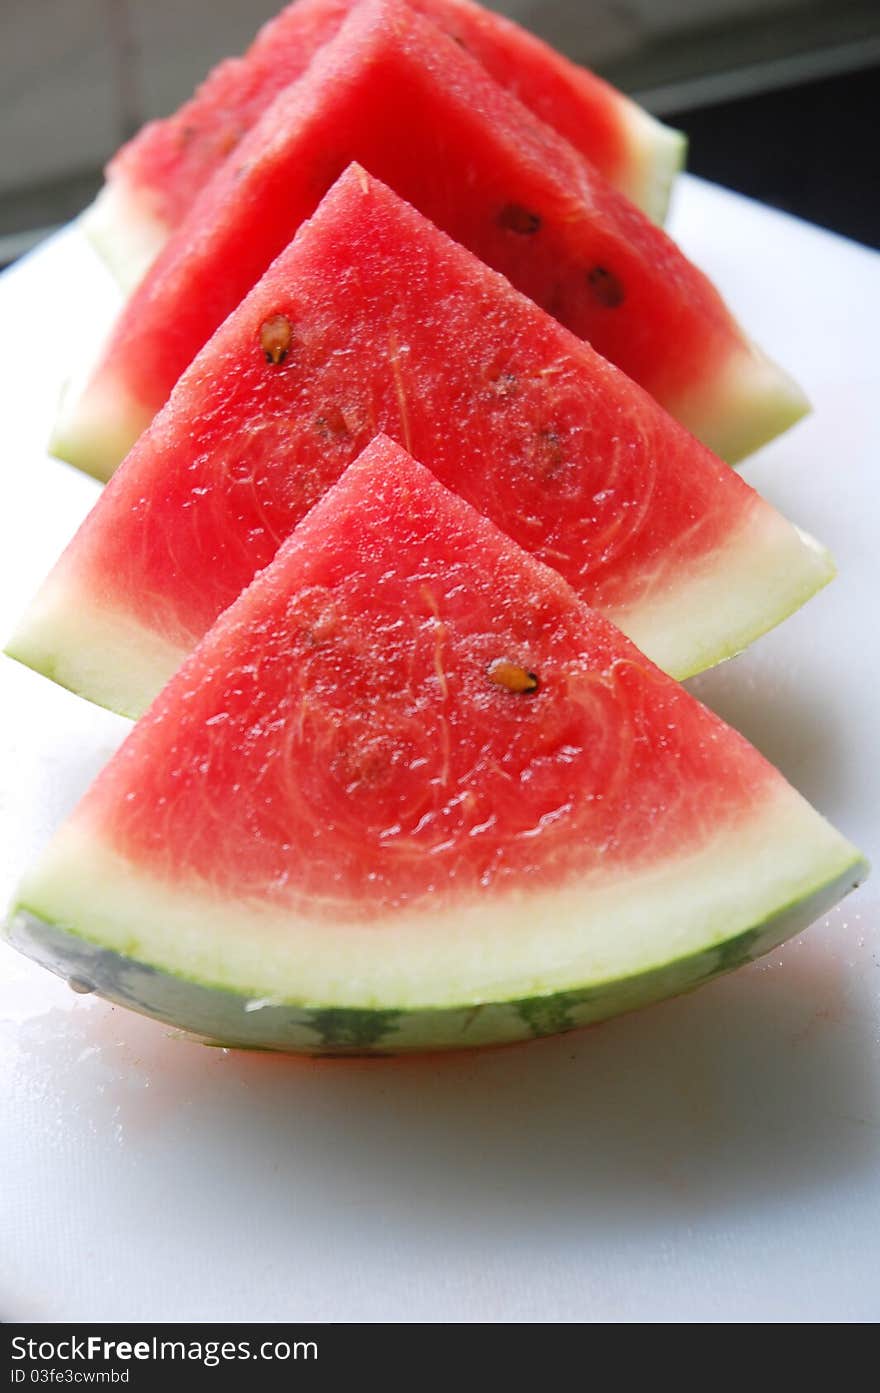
[68,978,95,995]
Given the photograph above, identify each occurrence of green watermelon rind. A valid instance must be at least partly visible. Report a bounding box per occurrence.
[6,825,866,1054]
[8,860,864,1054]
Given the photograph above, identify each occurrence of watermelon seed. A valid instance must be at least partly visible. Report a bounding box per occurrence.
[260,314,293,365]
[587,266,625,308]
[497,203,542,236]
[488,659,539,693]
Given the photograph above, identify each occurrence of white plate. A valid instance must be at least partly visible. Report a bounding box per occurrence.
[1,176,877,1323]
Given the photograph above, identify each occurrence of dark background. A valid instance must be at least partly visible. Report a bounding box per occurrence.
[665,64,878,249]
[1,0,878,264]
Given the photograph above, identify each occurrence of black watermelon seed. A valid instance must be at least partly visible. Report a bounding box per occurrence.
[497,203,542,236]
[587,266,625,307]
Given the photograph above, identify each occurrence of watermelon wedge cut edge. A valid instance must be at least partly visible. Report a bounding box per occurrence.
[669,338,811,470]
[79,107,688,297]
[79,0,688,296]
[6,506,835,722]
[7,806,866,1053]
[48,303,810,485]
[617,101,686,231]
[5,435,866,1054]
[79,183,170,299]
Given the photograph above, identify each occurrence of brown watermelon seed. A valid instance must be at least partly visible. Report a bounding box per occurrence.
[260,314,292,365]
[497,203,542,236]
[587,266,625,307]
[488,659,539,693]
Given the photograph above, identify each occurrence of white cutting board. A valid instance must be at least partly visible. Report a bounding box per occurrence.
[1,176,877,1323]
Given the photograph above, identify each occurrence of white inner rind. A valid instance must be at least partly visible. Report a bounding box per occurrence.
[50,368,150,484]
[81,106,682,303]
[673,341,811,466]
[53,184,165,479]
[60,175,804,481]
[614,510,835,681]
[16,785,863,1010]
[80,182,169,295]
[5,562,186,720]
[619,102,686,225]
[5,491,836,720]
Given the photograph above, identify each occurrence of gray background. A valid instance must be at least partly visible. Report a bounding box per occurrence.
[2,0,878,255]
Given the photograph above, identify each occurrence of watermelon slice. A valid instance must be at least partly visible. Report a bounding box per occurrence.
[7,438,865,1054]
[85,0,683,291]
[54,0,805,478]
[11,167,832,719]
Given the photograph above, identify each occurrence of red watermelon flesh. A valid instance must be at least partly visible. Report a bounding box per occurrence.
[31,441,789,905]
[56,0,805,479]
[93,0,680,281]
[9,437,865,1051]
[15,167,832,720]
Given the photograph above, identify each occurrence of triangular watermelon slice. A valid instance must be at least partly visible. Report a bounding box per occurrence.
[54,0,805,478]
[7,437,865,1054]
[86,0,683,290]
[11,167,832,719]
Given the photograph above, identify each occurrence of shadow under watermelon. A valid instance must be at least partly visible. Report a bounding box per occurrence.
[7,892,877,1321]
